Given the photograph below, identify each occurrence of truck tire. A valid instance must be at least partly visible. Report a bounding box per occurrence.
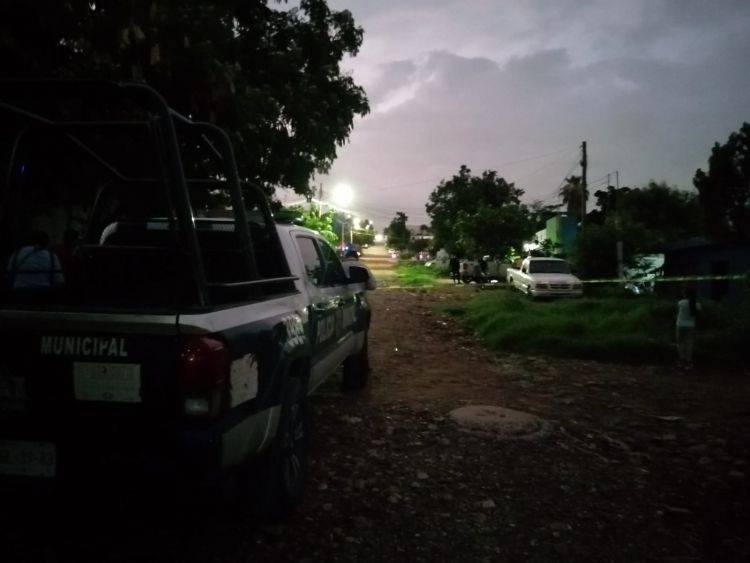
[461,273,472,284]
[237,377,310,522]
[342,332,370,391]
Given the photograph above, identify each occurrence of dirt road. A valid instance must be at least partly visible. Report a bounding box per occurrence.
[4,288,749,562]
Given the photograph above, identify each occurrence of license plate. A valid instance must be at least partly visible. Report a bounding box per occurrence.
[73,363,141,403]
[0,440,56,478]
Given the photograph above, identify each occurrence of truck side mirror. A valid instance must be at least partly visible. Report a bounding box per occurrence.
[347,265,370,284]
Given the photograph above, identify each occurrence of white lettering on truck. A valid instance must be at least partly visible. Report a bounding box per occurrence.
[40,337,128,357]
[315,304,358,346]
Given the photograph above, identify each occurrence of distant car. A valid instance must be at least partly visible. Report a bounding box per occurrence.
[387,248,396,254]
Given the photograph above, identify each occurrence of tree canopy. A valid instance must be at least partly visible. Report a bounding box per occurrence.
[574,181,702,279]
[694,122,750,241]
[558,175,585,220]
[426,165,532,258]
[288,206,338,245]
[352,218,375,247]
[385,212,410,251]
[0,0,370,196]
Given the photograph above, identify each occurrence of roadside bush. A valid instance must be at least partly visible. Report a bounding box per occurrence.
[444,292,750,366]
[394,263,440,286]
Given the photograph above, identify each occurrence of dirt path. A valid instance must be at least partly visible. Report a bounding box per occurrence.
[4,288,749,562]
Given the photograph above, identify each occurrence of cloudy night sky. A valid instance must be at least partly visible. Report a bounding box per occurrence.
[308,0,750,227]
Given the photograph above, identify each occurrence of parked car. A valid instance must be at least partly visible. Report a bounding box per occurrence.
[506,257,583,298]
[0,80,372,520]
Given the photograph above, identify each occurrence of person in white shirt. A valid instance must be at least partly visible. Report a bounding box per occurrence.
[6,230,65,289]
[342,250,377,290]
[676,287,701,370]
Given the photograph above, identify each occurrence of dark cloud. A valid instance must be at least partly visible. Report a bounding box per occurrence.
[319,0,750,226]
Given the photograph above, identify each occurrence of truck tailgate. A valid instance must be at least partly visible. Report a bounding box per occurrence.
[0,312,182,482]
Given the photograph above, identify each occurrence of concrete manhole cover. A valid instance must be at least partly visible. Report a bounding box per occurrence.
[449,405,551,441]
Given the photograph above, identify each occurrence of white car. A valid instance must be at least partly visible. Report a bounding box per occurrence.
[506,257,583,298]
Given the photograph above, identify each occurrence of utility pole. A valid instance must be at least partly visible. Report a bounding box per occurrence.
[579,141,588,278]
[580,141,587,227]
[318,183,323,215]
[615,170,624,281]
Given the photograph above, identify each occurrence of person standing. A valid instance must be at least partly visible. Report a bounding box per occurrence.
[342,250,377,291]
[449,255,461,284]
[472,261,485,290]
[479,256,489,277]
[54,228,80,279]
[676,287,701,370]
[6,230,65,289]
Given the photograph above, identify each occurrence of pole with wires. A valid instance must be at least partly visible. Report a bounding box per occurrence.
[579,142,587,277]
[615,171,624,281]
[580,141,587,227]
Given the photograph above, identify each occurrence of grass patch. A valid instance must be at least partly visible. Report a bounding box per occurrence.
[444,291,750,366]
[394,262,448,286]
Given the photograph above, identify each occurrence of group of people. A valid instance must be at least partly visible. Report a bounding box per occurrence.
[448,255,488,285]
[4,229,79,289]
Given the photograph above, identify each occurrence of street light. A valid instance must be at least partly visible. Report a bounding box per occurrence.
[332,183,354,207]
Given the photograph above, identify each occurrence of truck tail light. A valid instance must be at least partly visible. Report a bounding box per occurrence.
[180,336,228,417]
[462,263,468,270]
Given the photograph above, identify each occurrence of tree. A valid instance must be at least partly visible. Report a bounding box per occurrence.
[574,181,702,278]
[291,206,338,245]
[352,218,375,247]
[426,165,529,256]
[694,122,750,240]
[385,212,410,250]
[453,203,532,260]
[408,238,430,254]
[0,0,370,197]
[558,175,585,220]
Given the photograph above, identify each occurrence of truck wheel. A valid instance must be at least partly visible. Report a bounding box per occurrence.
[237,377,310,522]
[342,332,370,391]
[526,287,535,301]
[461,274,472,284]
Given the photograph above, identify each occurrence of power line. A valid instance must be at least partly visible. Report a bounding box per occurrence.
[512,149,580,184]
[533,151,583,204]
[358,147,577,194]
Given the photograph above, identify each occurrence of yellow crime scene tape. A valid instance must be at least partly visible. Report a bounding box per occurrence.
[581,275,748,284]
[379,274,748,290]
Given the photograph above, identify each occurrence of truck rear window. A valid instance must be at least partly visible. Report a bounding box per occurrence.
[528,260,571,274]
[0,120,291,311]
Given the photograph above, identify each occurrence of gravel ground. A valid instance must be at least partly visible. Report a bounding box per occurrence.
[3,288,749,562]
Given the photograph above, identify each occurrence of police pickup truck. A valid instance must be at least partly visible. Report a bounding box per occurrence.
[0,81,372,519]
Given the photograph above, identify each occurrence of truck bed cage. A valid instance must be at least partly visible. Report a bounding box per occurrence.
[0,80,296,308]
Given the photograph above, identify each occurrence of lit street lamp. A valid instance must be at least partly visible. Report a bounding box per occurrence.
[332,183,354,207]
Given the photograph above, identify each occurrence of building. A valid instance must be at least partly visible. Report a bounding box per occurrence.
[406,224,433,240]
[527,213,578,256]
[663,237,750,301]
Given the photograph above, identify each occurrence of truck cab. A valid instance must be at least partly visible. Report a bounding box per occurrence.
[0,80,371,520]
[506,257,583,298]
